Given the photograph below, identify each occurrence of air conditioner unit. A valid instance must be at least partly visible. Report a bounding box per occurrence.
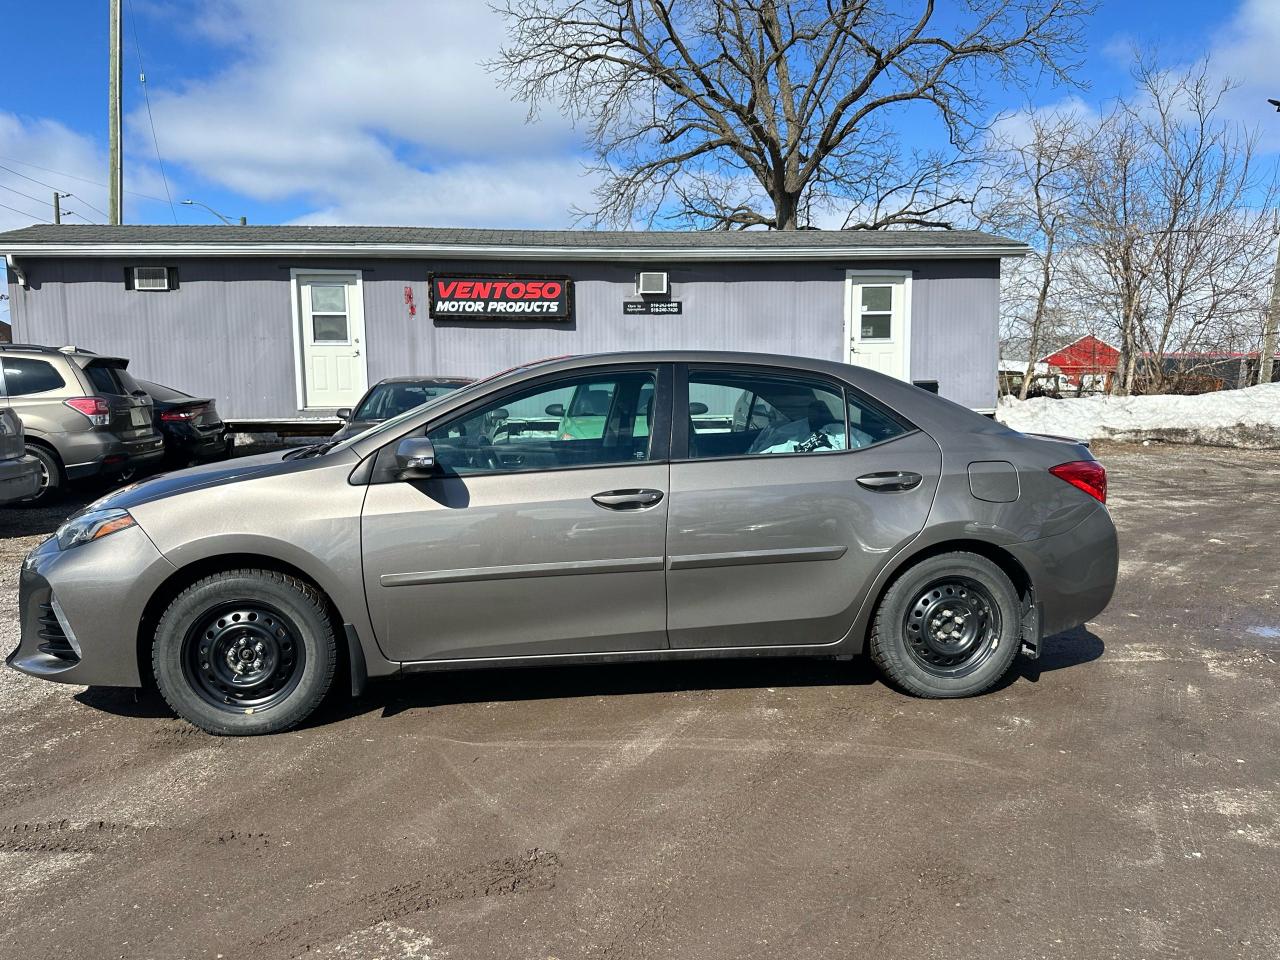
[131,266,171,291]
[636,271,669,295]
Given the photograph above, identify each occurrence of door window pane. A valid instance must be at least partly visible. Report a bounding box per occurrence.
[427,370,657,474]
[310,284,347,313]
[312,314,349,342]
[860,313,891,339]
[2,358,66,396]
[859,285,894,340]
[861,286,892,312]
[687,370,847,459]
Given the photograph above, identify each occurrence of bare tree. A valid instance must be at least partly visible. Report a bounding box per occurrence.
[975,109,1086,398]
[490,0,1091,230]
[1133,61,1278,392]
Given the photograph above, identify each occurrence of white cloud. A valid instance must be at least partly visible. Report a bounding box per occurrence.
[1208,0,1280,153]
[139,0,596,226]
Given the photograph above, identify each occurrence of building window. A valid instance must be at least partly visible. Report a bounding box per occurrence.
[126,266,178,291]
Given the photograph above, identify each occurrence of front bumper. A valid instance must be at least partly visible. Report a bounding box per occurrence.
[1006,504,1119,639]
[6,524,176,686]
[0,455,41,504]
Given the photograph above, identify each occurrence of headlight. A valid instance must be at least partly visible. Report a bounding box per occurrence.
[55,508,137,550]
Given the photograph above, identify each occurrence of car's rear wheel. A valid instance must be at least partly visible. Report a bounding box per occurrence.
[152,569,337,735]
[22,444,63,504]
[869,552,1021,698]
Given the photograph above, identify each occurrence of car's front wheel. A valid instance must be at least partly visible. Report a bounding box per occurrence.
[869,552,1022,698]
[152,569,337,735]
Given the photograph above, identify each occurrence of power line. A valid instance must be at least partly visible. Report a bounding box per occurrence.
[0,155,169,206]
[126,0,178,224]
[0,200,52,223]
[0,181,54,210]
[0,162,111,220]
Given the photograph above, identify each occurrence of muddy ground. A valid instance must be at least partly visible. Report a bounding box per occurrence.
[1,443,1277,960]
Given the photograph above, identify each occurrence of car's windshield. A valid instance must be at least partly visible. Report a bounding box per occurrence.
[353,380,467,422]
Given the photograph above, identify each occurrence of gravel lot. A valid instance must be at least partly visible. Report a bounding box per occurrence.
[1,444,1278,960]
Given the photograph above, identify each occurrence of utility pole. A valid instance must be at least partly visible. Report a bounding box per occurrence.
[108,0,123,225]
[1263,234,1279,385]
[52,192,62,224]
[1263,98,1280,386]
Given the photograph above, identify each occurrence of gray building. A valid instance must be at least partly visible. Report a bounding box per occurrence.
[2,225,1025,418]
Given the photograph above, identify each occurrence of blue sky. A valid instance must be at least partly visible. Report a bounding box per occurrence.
[0,0,1274,239]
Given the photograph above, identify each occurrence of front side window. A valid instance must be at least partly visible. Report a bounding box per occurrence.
[687,370,848,459]
[427,370,657,475]
[2,358,66,396]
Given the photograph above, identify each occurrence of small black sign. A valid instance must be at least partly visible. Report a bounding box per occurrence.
[623,300,682,315]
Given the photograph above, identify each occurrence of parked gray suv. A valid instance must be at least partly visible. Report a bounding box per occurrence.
[0,344,165,502]
[8,351,1118,735]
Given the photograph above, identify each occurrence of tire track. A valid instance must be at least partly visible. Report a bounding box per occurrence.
[244,847,560,959]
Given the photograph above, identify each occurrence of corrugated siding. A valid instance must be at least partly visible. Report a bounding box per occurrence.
[10,255,1000,418]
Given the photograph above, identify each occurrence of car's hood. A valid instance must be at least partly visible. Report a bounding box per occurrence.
[85,448,349,512]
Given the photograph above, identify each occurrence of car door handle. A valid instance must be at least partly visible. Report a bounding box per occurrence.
[591,489,665,510]
[856,471,923,492]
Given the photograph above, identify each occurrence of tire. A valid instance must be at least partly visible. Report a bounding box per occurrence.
[22,444,63,504]
[152,569,338,735]
[869,552,1021,698]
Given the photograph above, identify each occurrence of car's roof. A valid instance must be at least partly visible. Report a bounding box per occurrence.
[372,376,474,386]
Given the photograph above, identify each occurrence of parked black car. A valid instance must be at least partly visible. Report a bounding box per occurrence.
[135,379,233,467]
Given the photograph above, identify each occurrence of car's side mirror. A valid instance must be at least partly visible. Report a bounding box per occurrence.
[336,408,352,421]
[545,403,565,417]
[689,401,709,416]
[394,436,437,478]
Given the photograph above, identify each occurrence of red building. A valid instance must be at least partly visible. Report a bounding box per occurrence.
[1041,335,1120,390]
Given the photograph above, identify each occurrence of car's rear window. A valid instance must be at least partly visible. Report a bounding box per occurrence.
[138,380,190,402]
[353,381,466,421]
[85,362,143,396]
[2,358,66,396]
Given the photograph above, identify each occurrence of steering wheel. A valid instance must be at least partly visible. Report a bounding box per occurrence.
[475,435,502,471]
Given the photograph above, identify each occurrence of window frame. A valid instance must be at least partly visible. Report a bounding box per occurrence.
[672,362,918,463]
[368,362,673,483]
[125,265,178,292]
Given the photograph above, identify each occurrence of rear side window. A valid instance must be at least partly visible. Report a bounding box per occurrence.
[687,370,848,459]
[2,358,66,396]
[85,363,142,396]
[846,390,910,447]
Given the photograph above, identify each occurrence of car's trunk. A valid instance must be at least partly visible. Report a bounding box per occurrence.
[81,358,156,441]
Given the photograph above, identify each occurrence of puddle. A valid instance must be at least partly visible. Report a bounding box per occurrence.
[1245,625,1280,639]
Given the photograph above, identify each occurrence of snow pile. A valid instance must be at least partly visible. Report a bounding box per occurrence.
[996,381,1280,448]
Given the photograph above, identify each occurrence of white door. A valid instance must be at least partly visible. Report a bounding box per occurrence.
[847,275,909,381]
[296,272,368,409]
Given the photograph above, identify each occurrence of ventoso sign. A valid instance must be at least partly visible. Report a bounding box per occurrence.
[429,274,573,320]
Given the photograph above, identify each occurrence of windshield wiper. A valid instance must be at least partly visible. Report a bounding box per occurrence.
[284,439,341,460]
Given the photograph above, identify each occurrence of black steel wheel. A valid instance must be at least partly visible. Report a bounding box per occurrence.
[181,602,306,712]
[902,576,1002,679]
[869,552,1021,698]
[153,569,337,735]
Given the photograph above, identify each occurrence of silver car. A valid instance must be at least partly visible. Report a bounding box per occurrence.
[8,352,1118,735]
[0,408,41,504]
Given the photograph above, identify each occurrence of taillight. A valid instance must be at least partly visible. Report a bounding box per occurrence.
[1049,460,1107,504]
[63,397,110,427]
[160,407,200,422]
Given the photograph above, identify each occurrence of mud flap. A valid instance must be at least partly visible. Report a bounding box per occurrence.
[1019,598,1042,660]
[344,624,368,697]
